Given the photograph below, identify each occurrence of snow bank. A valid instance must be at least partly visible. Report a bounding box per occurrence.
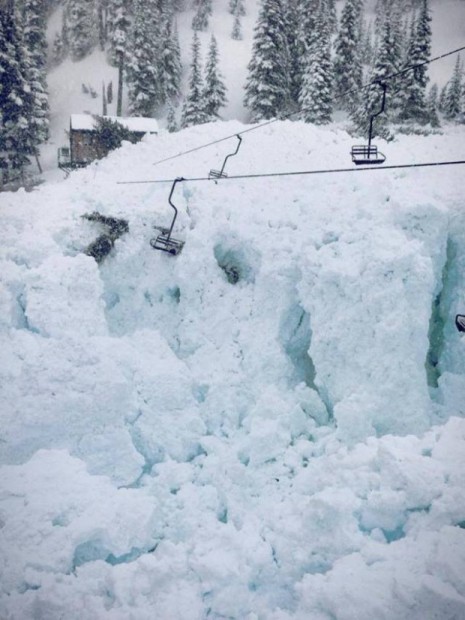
[1,120,464,618]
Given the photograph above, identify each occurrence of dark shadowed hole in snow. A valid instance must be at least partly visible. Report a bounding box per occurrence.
[213,243,257,285]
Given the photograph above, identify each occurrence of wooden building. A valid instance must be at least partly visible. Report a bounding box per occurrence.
[58,114,159,172]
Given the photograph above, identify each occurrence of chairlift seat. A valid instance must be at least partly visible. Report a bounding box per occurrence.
[456,314,465,333]
[209,169,228,180]
[351,145,386,165]
[150,231,184,256]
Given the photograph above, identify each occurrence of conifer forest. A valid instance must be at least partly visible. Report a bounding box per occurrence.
[0,0,464,183]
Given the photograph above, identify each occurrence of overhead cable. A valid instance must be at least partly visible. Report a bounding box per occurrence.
[117,159,465,185]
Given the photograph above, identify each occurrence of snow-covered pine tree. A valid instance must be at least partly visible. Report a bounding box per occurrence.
[97,0,108,50]
[203,34,227,120]
[67,0,97,60]
[327,0,337,32]
[361,18,375,68]
[192,0,212,31]
[0,3,35,182]
[285,0,301,107]
[299,0,333,124]
[158,16,182,104]
[22,0,49,145]
[126,0,160,117]
[333,0,363,111]
[444,55,463,119]
[426,83,440,127]
[51,7,70,65]
[167,101,178,132]
[229,0,245,16]
[438,83,448,112]
[181,31,208,127]
[106,0,131,66]
[295,0,319,103]
[51,31,64,64]
[231,10,243,40]
[244,0,291,121]
[397,0,432,124]
[352,3,402,137]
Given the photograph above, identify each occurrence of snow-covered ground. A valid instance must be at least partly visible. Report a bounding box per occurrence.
[1,119,465,618]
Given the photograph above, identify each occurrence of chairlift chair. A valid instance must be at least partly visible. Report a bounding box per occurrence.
[456,314,465,333]
[351,82,387,166]
[150,177,185,256]
[209,134,242,180]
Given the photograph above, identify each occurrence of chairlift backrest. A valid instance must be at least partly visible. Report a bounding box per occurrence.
[209,134,242,180]
[150,177,185,256]
[456,314,465,333]
[351,81,387,166]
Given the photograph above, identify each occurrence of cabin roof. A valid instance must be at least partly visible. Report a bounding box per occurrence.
[70,114,159,134]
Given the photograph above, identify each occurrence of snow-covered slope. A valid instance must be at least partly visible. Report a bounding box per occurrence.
[1,120,465,618]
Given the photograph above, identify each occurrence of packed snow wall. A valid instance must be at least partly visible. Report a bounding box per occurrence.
[1,121,465,618]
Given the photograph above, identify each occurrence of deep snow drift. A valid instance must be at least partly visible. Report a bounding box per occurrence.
[1,121,465,619]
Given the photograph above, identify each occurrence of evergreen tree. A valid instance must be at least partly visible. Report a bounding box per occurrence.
[0,4,35,180]
[158,17,182,104]
[126,0,160,116]
[327,0,337,33]
[229,0,245,16]
[204,35,228,120]
[333,0,363,111]
[97,0,108,50]
[296,0,319,103]
[52,8,70,65]
[231,11,243,40]
[22,0,49,144]
[244,0,291,121]
[353,4,402,137]
[107,0,131,66]
[398,0,432,124]
[192,0,212,31]
[438,83,448,112]
[167,101,178,132]
[285,0,301,106]
[361,18,375,67]
[299,0,333,124]
[67,0,97,60]
[181,31,208,127]
[93,116,137,158]
[426,83,440,127]
[52,31,64,65]
[61,7,69,49]
[444,55,463,119]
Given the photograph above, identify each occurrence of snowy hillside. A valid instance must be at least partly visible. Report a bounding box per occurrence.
[1,119,465,618]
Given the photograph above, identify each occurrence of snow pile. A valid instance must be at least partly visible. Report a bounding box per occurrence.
[1,120,465,618]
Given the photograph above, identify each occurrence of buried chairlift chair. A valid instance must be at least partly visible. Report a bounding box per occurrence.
[456,314,465,333]
[351,81,387,166]
[209,134,242,180]
[150,177,185,256]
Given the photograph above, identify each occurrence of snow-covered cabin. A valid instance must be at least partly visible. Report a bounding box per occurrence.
[58,115,159,171]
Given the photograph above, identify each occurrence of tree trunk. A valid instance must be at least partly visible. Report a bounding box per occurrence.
[117,51,124,117]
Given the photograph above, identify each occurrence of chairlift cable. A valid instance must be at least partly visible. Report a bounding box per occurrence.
[149,44,465,168]
[118,159,465,185]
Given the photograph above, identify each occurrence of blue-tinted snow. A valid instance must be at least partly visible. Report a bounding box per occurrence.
[0,120,464,619]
